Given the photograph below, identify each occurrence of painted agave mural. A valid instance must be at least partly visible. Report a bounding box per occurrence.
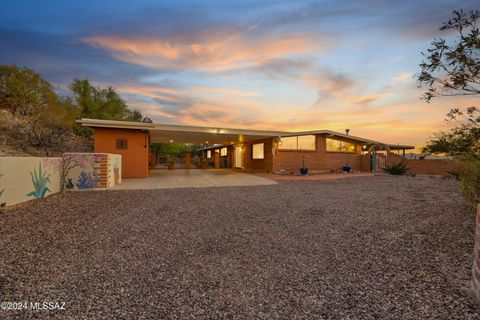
[26,163,51,199]
[76,171,98,189]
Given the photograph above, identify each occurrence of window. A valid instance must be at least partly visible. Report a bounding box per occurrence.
[280,136,297,150]
[279,135,316,150]
[326,138,356,152]
[207,150,211,158]
[220,147,227,156]
[116,138,128,150]
[252,143,264,159]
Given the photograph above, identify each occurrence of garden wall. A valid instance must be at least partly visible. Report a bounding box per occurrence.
[387,153,455,176]
[0,153,122,207]
[0,157,62,207]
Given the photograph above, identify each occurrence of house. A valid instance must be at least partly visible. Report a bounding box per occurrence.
[77,118,414,178]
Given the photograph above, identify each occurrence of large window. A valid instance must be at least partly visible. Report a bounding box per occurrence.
[279,135,316,150]
[326,138,356,152]
[220,147,227,156]
[252,143,264,159]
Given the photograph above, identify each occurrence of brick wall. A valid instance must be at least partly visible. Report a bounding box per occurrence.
[273,134,364,173]
[242,138,274,172]
[387,153,455,176]
[473,204,480,302]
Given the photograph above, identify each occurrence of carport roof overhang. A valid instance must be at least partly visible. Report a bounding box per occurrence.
[77,118,415,149]
[77,118,287,144]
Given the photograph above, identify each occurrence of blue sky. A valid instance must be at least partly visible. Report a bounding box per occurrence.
[1,0,478,149]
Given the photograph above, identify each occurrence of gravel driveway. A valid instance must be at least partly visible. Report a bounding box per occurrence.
[1,175,479,319]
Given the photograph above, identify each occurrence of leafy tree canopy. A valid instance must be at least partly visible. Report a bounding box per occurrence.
[417,10,480,155]
[70,79,144,121]
[0,65,59,116]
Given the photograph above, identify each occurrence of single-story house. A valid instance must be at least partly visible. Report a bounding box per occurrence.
[77,118,414,178]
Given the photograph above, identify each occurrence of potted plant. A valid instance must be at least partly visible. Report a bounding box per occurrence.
[300,156,308,175]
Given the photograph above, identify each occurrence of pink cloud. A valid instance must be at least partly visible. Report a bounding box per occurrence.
[83,33,323,70]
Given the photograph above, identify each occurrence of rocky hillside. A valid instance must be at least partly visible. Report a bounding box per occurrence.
[0,110,91,157]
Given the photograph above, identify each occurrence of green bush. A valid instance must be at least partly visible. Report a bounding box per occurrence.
[384,161,408,175]
[456,155,480,206]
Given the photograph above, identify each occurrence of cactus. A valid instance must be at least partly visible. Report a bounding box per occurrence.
[26,163,51,199]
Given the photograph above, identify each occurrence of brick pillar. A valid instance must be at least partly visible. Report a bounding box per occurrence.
[185,151,191,169]
[214,150,220,169]
[93,154,110,188]
[150,151,157,169]
[473,204,480,302]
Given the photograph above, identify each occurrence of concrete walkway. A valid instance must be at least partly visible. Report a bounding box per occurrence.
[112,169,277,190]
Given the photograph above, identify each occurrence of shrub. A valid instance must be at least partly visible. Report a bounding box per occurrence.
[456,155,480,206]
[384,161,408,175]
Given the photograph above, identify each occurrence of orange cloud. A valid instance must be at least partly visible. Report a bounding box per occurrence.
[84,33,322,70]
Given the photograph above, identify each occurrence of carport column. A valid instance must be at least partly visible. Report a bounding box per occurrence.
[150,150,157,169]
[473,204,480,302]
[214,150,220,169]
[185,151,191,169]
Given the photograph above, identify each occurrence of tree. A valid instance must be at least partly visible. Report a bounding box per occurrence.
[0,65,79,156]
[417,9,480,205]
[0,66,56,116]
[70,79,145,121]
[21,97,78,156]
[422,107,480,154]
[417,9,480,155]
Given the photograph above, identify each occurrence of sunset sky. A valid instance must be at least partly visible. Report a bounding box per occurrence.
[1,0,478,149]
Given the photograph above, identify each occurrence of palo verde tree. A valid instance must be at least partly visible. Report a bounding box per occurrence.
[417,9,480,205]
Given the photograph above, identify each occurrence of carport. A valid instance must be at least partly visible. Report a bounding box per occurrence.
[77,118,285,179]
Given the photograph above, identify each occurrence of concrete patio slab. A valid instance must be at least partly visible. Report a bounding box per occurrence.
[112,169,277,190]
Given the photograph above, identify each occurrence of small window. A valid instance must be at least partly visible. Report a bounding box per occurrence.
[220,147,227,156]
[326,138,355,152]
[252,143,264,159]
[207,150,211,158]
[116,138,128,150]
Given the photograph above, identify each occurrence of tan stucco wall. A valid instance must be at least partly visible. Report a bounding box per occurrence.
[63,153,122,190]
[0,153,122,207]
[0,157,62,207]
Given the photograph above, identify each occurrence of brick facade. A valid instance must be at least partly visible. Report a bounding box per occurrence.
[242,138,275,172]
[273,135,364,174]
[387,153,455,176]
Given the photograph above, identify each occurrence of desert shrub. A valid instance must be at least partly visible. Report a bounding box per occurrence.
[456,155,480,206]
[384,161,408,175]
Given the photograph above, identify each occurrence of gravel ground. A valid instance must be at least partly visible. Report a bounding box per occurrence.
[1,175,479,319]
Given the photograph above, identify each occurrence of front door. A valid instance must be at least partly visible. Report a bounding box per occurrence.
[234,146,242,168]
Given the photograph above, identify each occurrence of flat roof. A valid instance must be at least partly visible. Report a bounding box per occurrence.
[77,118,415,149]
